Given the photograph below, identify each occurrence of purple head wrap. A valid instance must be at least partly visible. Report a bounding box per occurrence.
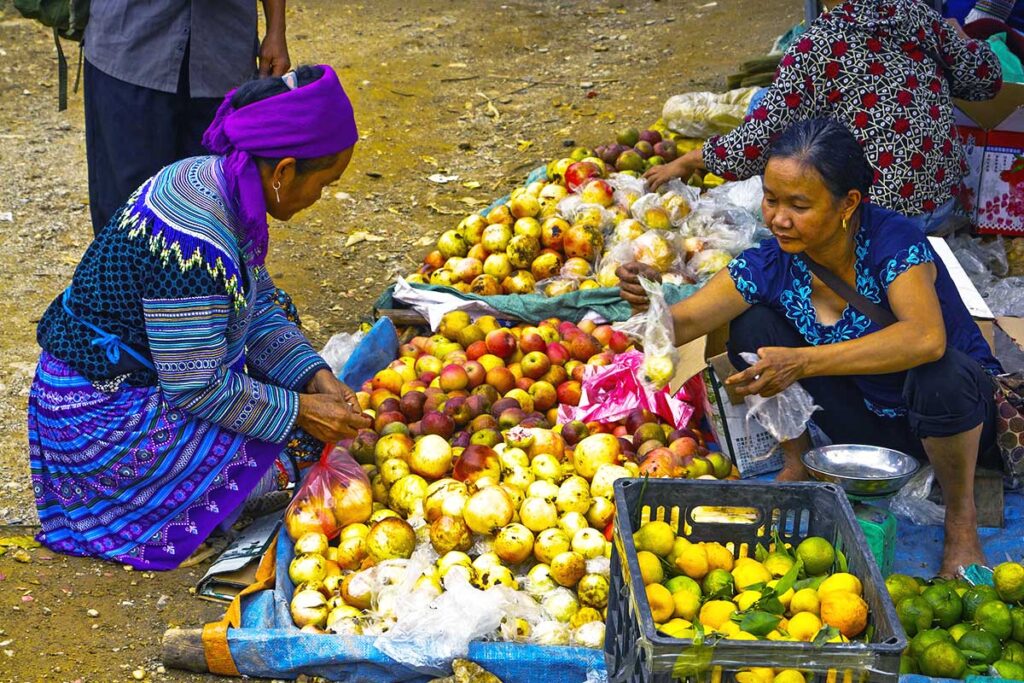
[202,64,358,265]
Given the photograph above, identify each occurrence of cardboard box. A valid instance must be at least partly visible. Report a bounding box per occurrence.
[955,83,1024,236]
[928,236,997,351]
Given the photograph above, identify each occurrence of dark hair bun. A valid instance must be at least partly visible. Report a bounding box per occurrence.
[768,118,874,199]
[231,65,325,109]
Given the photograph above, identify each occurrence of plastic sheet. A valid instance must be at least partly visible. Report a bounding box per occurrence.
[740,352,820,444]
[557,350,695,429]
[638,276,679,391]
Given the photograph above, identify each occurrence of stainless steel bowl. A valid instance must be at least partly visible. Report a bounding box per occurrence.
[801,445,920,497]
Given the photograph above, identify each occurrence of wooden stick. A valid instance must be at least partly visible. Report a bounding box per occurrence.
[161,628,209,673]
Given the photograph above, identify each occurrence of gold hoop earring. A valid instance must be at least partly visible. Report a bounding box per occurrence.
[273,180,281,204]
[842,215,849,232]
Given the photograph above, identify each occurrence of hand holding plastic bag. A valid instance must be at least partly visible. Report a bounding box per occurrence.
[739,352,819,443]
[283,443,373,540]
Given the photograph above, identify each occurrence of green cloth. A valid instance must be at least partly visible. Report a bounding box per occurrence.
[988,32,1024,84]
[374,281,698,324]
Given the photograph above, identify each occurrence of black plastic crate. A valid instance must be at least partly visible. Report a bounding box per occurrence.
[604,479,907,683]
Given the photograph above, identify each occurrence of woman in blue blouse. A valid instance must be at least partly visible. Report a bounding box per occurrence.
[29,66,370,569]
[620,118,1001,576]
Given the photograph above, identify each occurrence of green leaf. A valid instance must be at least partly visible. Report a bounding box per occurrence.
[771,529,793,560]
[836,548,848,573]
[754,543,769,562]
[774,556,804,596]
[811,625,841,646]
[754,595,786,616]
[659,554,682,579]
[739,611,782,637]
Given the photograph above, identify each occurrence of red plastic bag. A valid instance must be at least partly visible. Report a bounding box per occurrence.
[283,443,373,541]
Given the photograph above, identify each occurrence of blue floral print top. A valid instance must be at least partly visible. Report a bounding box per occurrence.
[727,203,1001,417]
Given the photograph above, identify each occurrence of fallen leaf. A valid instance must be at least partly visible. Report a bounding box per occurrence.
[461,180,481,189]
[517,140,533,152]
[12,549,31,563]
[0,536,40,550]
[427,203,461,215]
[459,197,484,206]
[421,155,439,166]
[344,231,387,247]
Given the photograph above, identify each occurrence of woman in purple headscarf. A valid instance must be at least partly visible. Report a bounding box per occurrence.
[28,65,369,570]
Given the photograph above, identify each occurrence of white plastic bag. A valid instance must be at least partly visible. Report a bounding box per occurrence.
[319,330,366,375]
[740,352,820,443]
[887,466,945,526]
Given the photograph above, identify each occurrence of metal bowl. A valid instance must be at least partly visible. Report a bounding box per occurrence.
[801,445,920,497]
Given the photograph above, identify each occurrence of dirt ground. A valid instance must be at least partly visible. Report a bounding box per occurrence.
[0,1,798,681]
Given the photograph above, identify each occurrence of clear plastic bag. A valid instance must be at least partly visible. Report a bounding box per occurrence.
[639,277,679,391]
[607,172,647,211]
[659,179,702,225]
[535,276,580,298]
[887,466,945,526]
[705,177,764,218]
[283,444,373,540]
[985,276,1024,316]
[685,248,733,284]
[319,330,367,375]
[632,230,685,275]
[631,193,679,231]
[662,88,760,138]
[739,352,820,443]
[556,195,616,231]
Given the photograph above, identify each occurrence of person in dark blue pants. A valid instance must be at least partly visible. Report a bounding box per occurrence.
[618,118,1002,576]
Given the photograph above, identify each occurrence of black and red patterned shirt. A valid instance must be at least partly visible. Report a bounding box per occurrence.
[703,0,1002,216]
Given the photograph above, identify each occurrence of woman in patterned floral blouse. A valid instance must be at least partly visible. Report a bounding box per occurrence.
[621,119,1001,575]
[647,0,1002,233]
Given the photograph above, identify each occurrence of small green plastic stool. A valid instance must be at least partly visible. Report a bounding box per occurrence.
[850,501,898,576]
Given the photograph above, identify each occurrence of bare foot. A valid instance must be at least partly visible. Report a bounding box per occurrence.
[939,522,987,578]
[775,466,811,482]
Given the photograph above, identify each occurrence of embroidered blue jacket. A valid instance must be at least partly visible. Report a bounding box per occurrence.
[37,156,329,443]
[727,203,1001,417]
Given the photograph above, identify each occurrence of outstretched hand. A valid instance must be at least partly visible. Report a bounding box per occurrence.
[616,262,662,313]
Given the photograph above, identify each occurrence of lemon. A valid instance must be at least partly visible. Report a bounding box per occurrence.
[666,537,692,566]
[763,552,795,579]
[795,537,835,576]
[766,630,793,641]
[698,600,738,630]
[820,591,869,639]
[994,561,1024,603]
[636,550,664,586]
[789,588,820,616]
[773,671,806,683]
[672,589,700,621]
[646,582,675,623]
[736,667,775,683]
[728,630,759,640]
[634,520,676,557]
[703,568,735,598]
[817,572,862,597]
[732,561,772,591]
[716,620,741,636]
[948,622,971,642]
[674,543,710,580]
[659,617,693,639]
[703,541,735,572]
[736,590,764,611]
[787,612,822,641]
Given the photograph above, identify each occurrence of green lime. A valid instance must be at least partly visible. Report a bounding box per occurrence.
[795,536,835,577]
[1003,640,1024,665]
[994,562,1024,603]
[1012,606,1024,644]
[976,599,1014,641]
[918,641,967,679]
[908,628,953,660]
[946,578,972,597]
[958,628,1003,664]
[886,573,922,607]
[897,596,935,638]
[949,622,972,642]
[962,585,1001,621]
[993,659,1024,680]
[702,568,735,599]
[665,575,702,598]
[922,584,964,629]
[899,655,918,675]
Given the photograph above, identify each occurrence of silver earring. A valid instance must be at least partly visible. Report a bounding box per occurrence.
[273,181,281,204]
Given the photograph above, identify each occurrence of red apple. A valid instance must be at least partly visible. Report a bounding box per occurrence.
[422,411,455,439]
[439,365,469,392]
[539,365,568,386]
[515,377,534,391]
[485,367,516,394]
[466,340,488,361]
[519,331,546,354]
[564,161,601,192]
[568,334,601,362]
[592,325,614,348]
[556,380,582,407]
[485,329,517,359]
[608,330,630,354]
[371,368,404,395]
[580,178,615,207]
[464,360,485,387]
[528,381,558,412]
[546,342,570,366]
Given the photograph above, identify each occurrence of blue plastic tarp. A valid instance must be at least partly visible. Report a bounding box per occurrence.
[226,533,606,682]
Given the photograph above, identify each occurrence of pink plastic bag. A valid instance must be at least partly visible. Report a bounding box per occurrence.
[283,443,373,541]
[557,350,695,429]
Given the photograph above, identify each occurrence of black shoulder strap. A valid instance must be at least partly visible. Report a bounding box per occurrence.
[796,253,898,328]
